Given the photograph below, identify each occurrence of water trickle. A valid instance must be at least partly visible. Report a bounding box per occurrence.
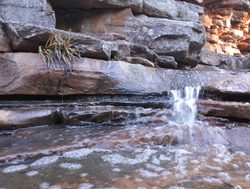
[170,86,201,125]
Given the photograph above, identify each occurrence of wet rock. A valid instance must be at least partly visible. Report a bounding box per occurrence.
[0,0,55,27]
[56,8,206,67]
[51,0,203,22]
[199,100,250,120]
[156,56,178,69]
[125,57,155,67]
[0,109,54,130]
[4,22,119,60]
[0,53,250,96]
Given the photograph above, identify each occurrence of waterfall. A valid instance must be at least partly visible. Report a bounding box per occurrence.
[170,86,201,126]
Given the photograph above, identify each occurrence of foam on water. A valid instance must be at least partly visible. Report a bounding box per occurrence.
[63,148,109,159]
[2,164,28,173]
[59,163,82,170]
[26,171,39,177]
[102,148,156,165]
[31,156,59,167]
[78,183,94,189]
[137,169,158,178]
[170,86,201,125]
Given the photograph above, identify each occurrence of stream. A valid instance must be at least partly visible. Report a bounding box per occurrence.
[0,87,249,189]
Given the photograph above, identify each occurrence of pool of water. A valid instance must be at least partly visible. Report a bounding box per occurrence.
[0,122,250,189]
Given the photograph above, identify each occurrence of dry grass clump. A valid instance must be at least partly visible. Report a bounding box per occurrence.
[39,32,81,74]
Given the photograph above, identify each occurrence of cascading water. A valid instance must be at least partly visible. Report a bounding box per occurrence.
[170,86,201,126]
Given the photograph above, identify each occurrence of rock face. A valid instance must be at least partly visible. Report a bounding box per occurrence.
[199,100,250,120]
[56,8,205,67]
[200,49,250,69]
[0,0,249,130]
[1,53,250,96]
[0,0,55,27]
[51,0,203,22]
[201,0,250,56]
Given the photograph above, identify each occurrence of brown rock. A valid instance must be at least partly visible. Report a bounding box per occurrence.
[199,100,250,120]
[0,109,54,130]
[57,8,205,67]
[0,53,250,96]
[52,0,203,22]
[126,57,155,67]
[0,0,55,27]
[4,22,119,60]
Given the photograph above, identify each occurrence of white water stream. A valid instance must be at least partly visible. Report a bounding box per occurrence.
[170,86,201,126]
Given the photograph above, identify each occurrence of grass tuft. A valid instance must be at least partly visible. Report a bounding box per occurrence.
[39,32,81,75]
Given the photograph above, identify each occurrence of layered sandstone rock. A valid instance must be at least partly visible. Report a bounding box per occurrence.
[0,53,249,96]
[51,0,203,22]
[201,0,250,56]
[0,0,55,27]
[56,8,205,67]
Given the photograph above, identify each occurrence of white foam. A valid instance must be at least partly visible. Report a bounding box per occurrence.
[48,185,62,189]
[205,165,222,171]
[78,183,94,189]
[145,163,164,172]
[169,187,186,189]
[31,156,59,167]
[26,171,39,177]
[63,148,109,159]
[102,149,156,165]
[80,173,88,177]
[137,169,158,178]
[158,154,171,161]
[218,172,231,180]
[245,173,250,180]
[59,163,82,170]
[112,168,121,172]
[40,182,50,189]
[3,164,28,173]
[203,176,222,183]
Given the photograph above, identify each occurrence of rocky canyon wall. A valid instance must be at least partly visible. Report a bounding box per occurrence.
[0,0,250,128]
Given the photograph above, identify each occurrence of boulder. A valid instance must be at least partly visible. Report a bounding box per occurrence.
[51,0,203,22]
[0,53,250,97]
[156,56,178,69]
[56,8,206,67]
[0,0,55,28]
[199,100,250,120]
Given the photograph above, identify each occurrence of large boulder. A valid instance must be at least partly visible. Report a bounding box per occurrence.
[0,53,250,96]
[51,0,203,22]
[56,9,206,67]
[0,0,55,28]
